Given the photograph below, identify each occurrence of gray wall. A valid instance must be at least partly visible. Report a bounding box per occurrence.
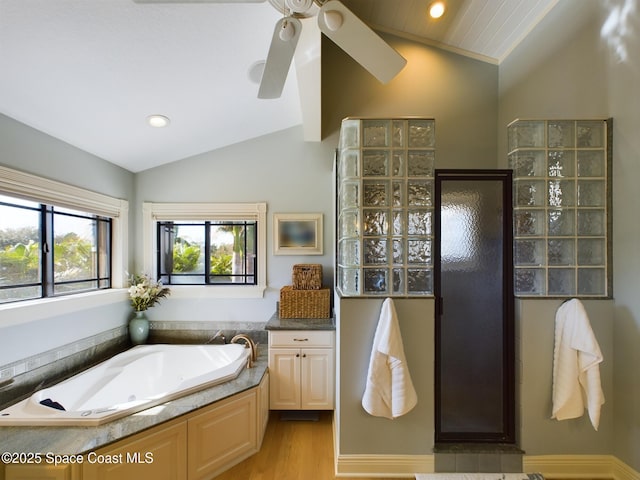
[497,1,609,162]
[133,125,336,323]
[517,299,613,454]
[327,17,619,460]
[0,114,134,366]
[0,114,134,200]
[498,0,638,469]
[602,2,640,472]
[1,0,638,469]
[323,34,501,456]
[337,298,434,454]
[322,33,499,170]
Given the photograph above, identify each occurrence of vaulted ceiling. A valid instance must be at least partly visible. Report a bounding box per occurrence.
[0,0,559,172]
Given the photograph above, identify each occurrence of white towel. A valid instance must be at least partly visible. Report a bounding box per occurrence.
[551,298,605,430]
[362,298,417,419]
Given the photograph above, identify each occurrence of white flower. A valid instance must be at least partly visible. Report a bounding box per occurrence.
[128,273,170,312]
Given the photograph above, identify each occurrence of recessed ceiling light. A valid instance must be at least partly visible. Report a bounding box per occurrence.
[147,114,170,128]
[429,1,445,19]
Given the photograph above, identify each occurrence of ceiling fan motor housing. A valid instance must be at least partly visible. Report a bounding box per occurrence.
[285,0,314,14]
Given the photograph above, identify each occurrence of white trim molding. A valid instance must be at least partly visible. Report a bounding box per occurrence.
[0,165,126,217]
[335,453,434,477]
[0,289,129,326]
[142,201,267,298]
[524,455,640,480]
[613,457,640,480]
[332,453,639,479]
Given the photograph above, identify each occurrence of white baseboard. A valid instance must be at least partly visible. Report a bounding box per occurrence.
[335,454,434,477]
[612,457,640,480]
[333,454,639,479]
[524,455,640,480]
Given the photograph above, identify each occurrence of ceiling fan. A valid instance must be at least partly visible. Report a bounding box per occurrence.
[133,0,407,99]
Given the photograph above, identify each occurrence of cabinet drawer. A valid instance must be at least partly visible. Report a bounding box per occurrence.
[269,330,334,348]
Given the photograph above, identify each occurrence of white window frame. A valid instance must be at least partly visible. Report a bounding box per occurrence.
[142,202,267,299]
[0,165,129,322]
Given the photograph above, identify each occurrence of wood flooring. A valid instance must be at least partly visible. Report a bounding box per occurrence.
[213,410,406,480]
[212,410,605,480]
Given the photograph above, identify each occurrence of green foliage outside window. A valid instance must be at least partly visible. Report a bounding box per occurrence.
[172,240,201,273]
[54,232,94,281]
[211,253,232,275]
[170,237,233,276]
[0,239,40,283]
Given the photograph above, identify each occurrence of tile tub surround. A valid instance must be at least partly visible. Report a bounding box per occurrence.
[0,327,129,411]
[0,322,267,412]
[0,352,268,456]
[147,320,268,345]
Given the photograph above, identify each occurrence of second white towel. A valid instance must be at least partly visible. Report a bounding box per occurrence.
[362,298,417,419]
[552,298,605,430]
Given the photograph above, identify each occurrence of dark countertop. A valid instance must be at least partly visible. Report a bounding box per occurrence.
[264,311,335,331]
[0,353,268,456]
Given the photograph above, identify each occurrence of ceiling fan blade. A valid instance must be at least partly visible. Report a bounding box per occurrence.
[133,0,265,3]
[317,0,406,84]
[258,17,302,99]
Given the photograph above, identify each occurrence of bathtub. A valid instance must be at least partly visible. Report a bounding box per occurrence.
[0,343,250,426]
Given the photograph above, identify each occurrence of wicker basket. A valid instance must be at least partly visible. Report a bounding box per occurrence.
[279,286,330,318]
[292,264,323,290]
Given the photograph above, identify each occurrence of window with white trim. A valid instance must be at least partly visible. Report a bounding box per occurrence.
[143,202,267,298]
[0,165,129,306]
[157,220,257,285]
[0,194,112,303]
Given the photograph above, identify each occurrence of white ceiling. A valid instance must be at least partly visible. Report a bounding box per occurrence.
[0,0,559,173]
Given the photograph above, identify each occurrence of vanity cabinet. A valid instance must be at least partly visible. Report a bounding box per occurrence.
[268,330,335,410]
[4,372,269,480]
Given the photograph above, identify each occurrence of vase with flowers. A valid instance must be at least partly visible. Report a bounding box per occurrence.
[128,273,170,345]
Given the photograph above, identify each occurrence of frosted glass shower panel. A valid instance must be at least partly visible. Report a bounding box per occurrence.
[509,118,610,297]
[337,118,435,296]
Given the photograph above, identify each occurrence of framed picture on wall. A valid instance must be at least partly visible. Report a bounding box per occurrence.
[274,213,323,255]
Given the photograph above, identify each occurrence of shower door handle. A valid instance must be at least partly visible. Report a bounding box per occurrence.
[435,296,444,316]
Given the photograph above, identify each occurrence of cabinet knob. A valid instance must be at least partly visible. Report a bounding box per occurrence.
[296,353,300,357]
[302,354,307,358]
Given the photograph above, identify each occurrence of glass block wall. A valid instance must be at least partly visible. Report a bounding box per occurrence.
[336,118,435,296]
[508,119,611,297]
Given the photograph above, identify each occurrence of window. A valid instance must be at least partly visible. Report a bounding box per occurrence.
[143,202,267,298]
[508,119,611,297]
[0,165,128,309]
[0,195,112,303]
[157,220,257,285]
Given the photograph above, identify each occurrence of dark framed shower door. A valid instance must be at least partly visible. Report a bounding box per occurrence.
[434,169,515,444]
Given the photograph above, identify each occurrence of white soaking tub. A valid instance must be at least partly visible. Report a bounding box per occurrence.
[0,343,250,426]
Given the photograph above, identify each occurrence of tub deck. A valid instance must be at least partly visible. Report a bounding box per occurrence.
[0,344,251,426]
[0,352,267,456]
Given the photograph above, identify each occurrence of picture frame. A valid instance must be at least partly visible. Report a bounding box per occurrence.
[273,213,323,255]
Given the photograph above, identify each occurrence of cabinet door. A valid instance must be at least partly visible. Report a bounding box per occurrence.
[83,420,187,480]
[300,348,334,410]
[5,464,80,480]
[187,389,257,480]
[269,348,301,409]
